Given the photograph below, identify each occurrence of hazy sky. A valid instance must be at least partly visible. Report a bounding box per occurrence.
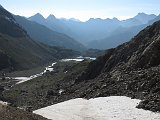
[1,0,160,21]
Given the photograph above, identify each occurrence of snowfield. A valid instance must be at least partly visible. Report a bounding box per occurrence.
[33,96,160,120]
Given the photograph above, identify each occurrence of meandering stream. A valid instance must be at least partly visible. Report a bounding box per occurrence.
[7,56,96,85]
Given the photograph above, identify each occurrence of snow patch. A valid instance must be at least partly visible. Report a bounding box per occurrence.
[77,56,96,60]
[61,56,96,62]
[0,101,8,106]
[58,89,64,95]
[33,96,160,120]
[61,59,84,62]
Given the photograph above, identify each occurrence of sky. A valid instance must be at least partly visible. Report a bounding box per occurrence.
[0,0,160,21]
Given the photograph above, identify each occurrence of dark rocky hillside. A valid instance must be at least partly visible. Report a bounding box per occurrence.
[45,20,160,112]
[0,103,48,120]
[0,50,15,71]
[0,7,26,37]
[67,20,160,112]
[0,6,79,71]
[82,49,105,57]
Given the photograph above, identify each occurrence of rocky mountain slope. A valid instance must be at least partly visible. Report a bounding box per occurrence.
[0,103,48,120]
[15,15,85,51]
[0,6,79,71]
[66,20,160,112]
[2,20,160,113]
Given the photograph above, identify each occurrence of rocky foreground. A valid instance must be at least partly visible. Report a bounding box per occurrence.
[0,102,48,120]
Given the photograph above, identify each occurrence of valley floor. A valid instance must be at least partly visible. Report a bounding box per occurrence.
[33,96,160,120]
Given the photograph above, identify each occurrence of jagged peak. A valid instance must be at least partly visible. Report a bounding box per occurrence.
[134,12,156,18]
[87,18,103,22]
[35,13,44,18]
[29,13,45,20]
[47,14,56,21]
[112,17,119,21]
[137,12,147,15]
[69,18,80,22]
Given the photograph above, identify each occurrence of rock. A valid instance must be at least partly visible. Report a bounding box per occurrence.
[0,86,4,92]
[46,90,59,97]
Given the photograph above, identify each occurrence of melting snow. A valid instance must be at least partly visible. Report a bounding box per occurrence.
[33,96,160,120]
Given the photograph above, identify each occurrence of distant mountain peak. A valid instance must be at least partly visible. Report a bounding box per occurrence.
[134,12,156,24]
[137,12,147,15]
[47,14,56,21]
[87,18,103,22]
[34,13,44,18]
[88,18,94,21]
[112,17,119,21]
[35,13,42,16]
[69,18,80,22]
[135,12,155,18]
[29,13,45,21]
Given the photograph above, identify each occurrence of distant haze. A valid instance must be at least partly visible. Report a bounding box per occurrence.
[1,0,160,21]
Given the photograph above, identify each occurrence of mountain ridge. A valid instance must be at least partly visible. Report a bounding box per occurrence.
[29,12,157,47]
[0,6,80,71]
[88,14,160,49]
[15,15,86,51]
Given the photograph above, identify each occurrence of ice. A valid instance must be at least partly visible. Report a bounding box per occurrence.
[33,96,160,120]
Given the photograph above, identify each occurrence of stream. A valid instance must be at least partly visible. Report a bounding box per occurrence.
[6,56,96,85]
